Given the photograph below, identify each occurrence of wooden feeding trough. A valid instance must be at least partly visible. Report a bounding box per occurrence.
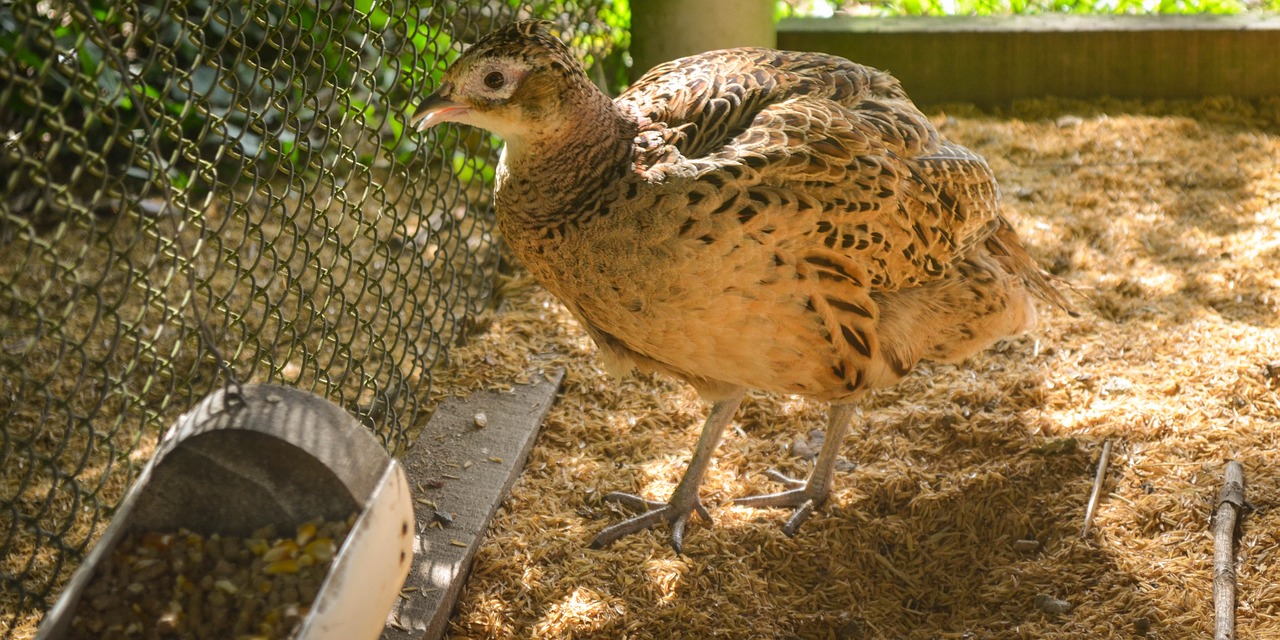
[37,383,414,640]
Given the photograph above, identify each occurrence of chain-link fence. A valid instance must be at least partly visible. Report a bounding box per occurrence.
[0,1,624,635]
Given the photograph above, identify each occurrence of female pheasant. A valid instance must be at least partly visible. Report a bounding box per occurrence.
[414,20,1072,552]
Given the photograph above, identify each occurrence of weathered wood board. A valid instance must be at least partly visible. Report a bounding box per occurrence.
[382,369,565,640]
[778,15,1280,105]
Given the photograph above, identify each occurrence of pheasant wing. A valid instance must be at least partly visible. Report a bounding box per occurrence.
[667,91,1001,293]
[619,48,927,161]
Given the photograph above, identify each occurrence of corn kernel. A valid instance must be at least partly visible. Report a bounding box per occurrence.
[264,558,300,575]
[304,538,336,563]
[295,521,318,546]
[247,538,270,556]
[141,532,174,551]
[261,540,297,563]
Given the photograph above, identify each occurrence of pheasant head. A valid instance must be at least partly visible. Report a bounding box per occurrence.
[412,20,606,153]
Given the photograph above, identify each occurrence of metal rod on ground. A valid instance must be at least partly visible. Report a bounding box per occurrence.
[1080,438,1113,538]
[1213,460,1247,640]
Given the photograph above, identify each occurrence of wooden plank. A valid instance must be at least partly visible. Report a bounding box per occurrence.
[783,14,1280,33]
[777,15,1280,105]
[381,369,565,640]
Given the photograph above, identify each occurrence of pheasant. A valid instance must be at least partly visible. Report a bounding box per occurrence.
[413,20,1072,552]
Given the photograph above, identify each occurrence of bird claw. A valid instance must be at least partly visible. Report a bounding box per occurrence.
[782,499,818,537]
[763,469,806,489]
[734,484,827,537]
[590,491,712,553]
[599,492,666,513]
[734,486,812,509]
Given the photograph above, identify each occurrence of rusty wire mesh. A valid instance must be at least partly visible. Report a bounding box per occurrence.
[0,1,624,635]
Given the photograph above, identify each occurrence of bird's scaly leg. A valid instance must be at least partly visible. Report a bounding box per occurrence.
[590,390,745,553]
[735,403,857,536]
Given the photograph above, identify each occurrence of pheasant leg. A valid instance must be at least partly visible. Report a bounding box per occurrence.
[735,403,857,536]
[590,390,745,553]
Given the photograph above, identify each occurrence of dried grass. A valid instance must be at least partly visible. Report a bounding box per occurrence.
[433,96,1280,639]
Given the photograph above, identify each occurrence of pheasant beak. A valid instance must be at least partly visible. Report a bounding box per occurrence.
[412,85,469,131]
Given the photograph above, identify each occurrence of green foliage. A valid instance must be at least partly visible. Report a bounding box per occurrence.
[589,0,633,94]
[0,0,467,200]
[780,0,1279,15]
[0,0,635,200]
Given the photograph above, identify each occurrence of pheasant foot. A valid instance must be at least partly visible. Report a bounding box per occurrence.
[735,403,857,537]
[588,390,745,553]
[590,489,713,552]
[734,475,830,536]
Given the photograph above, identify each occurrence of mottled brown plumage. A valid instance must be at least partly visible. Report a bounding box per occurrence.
[414,20,1072,552]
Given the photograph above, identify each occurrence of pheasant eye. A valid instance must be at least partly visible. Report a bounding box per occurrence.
[483,71,505,89]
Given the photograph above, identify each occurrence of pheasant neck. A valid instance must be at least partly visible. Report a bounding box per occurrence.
[496,90,636,232]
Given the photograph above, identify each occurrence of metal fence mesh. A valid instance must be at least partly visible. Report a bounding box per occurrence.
[0,1,621,634]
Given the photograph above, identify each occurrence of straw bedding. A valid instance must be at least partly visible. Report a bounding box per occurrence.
[6,96,1276,639]
[432,97,1280,639]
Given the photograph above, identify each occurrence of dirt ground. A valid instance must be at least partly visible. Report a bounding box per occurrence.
[432,96,1280,639]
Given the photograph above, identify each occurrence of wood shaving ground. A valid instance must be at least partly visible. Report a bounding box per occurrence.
[432,96,1280,640]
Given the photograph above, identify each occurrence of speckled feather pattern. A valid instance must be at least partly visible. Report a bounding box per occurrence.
[459,21,1069,403]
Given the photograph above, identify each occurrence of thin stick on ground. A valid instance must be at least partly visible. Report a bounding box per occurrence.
[1213,460,1248,640]
[1080,438,1113,538]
